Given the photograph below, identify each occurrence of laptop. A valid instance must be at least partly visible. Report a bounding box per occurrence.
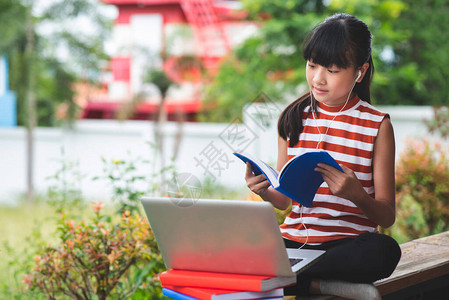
[140,197,325,277]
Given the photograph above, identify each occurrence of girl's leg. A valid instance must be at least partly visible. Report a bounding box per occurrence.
[304,232,401,282]
[283,233,401,296]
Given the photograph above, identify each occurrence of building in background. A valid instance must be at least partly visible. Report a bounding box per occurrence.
[81,0,257,121]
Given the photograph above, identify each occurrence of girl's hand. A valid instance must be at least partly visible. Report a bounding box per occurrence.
[245,162,271,196]
[315,163,366,202]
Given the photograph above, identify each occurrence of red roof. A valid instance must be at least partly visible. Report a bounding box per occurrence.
[102,0,181,4]
[81,100,201,121]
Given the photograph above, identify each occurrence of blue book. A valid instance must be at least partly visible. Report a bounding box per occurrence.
[163,286,284,300]
[233,150,343,207]
[163,288,199,300]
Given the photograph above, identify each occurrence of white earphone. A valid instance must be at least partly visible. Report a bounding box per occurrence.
[355,70,362,82]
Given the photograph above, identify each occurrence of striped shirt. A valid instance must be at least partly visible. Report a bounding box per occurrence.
[279,95,388,245]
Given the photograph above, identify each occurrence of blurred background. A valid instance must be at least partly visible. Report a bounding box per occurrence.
[1,0,447,204]
[0,0,449,298]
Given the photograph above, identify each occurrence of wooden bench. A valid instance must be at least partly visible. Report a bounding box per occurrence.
[292,231,449,299]
[375,231,449,299]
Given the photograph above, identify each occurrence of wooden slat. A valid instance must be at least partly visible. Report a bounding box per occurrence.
[376,231,449,295]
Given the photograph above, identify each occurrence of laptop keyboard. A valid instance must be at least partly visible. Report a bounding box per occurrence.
[289,258,303,266]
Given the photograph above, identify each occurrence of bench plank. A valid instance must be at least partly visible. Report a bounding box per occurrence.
[375,231,449,296]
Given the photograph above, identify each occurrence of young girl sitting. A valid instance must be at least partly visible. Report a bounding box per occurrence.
[245,13,401,299]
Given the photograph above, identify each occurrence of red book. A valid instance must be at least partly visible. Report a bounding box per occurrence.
[164,285,284,300]
[160,270,296,292]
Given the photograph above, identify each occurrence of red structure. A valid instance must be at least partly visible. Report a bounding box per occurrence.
[81,0,253,121]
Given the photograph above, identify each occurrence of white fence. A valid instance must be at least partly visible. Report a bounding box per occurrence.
[0,106,436,205]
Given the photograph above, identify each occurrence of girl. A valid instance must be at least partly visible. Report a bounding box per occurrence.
[245,13,401,299]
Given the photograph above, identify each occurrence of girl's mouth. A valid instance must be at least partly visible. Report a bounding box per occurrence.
[313,86,328,95]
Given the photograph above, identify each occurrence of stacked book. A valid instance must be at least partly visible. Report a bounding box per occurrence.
[160,269,296,300]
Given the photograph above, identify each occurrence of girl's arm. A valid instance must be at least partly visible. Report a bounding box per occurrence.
[245,136,292,210]
[315,117,396,228]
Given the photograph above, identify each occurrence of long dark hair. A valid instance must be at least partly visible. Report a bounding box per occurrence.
[278,13,374,146]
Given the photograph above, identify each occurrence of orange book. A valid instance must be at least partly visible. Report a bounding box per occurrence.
[160,270,296,292]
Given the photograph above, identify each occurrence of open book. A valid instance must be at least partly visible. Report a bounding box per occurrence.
[233,150,342,207]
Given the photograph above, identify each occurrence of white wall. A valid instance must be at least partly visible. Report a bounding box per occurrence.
[0,106,438,205]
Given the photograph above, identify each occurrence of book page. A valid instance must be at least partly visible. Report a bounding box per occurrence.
[233,152,280,187]
[260,160,279,179]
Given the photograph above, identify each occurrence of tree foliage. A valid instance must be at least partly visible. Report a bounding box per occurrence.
[0,0,27,52]
[201,0,445,122]
[381,0,449,105]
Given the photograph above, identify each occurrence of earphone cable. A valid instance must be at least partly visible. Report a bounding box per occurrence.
[298,205,309,249]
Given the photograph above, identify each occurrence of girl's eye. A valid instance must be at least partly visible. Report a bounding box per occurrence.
[328,69,339,74]
[307,63,316,68]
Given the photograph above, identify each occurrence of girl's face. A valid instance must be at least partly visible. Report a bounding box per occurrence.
[306,60,359,106]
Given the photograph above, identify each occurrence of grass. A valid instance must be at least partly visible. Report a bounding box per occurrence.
[0,200,58,299]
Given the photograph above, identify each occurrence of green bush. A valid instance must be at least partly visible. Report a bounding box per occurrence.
[24,204,165,299]
[388,138,449,242]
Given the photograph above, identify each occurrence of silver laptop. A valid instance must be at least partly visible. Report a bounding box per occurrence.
[140,197,325,277]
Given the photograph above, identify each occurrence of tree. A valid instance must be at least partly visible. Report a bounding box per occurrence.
[2,0,111,127]
[145,69,174,182]
[0,0,112,201]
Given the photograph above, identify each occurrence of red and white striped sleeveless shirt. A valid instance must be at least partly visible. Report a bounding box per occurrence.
[279,95,388,244]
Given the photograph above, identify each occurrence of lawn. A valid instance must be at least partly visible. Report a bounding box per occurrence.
[0,201,58,298]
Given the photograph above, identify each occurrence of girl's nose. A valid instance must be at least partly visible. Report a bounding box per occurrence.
[313,69,326,84]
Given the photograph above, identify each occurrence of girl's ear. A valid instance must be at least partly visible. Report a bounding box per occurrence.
[357,62,370,82]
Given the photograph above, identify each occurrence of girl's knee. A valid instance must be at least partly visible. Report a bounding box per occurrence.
[380,234,401,277]
[362,233,401,278]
